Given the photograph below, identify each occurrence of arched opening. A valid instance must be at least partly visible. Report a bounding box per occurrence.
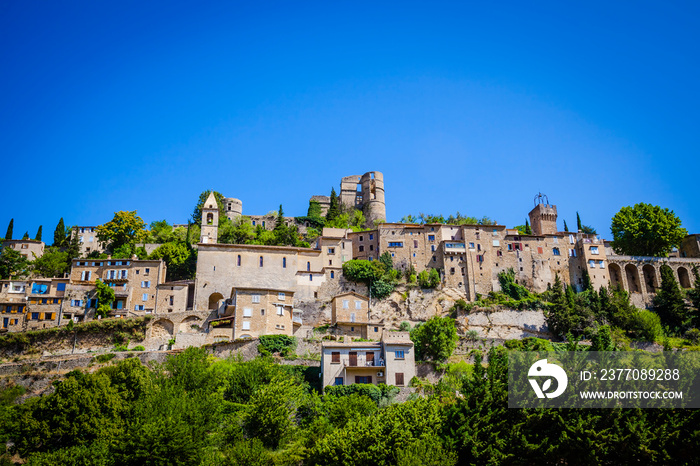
[206,212,214,225]
[609,263,622,289]
[150,319,174,338]
[678,267,692,289]
[624,264,641,293]
[179,316,202,333]
[208,292,224,310]
[642,264,657,294]
[307,261,311,271]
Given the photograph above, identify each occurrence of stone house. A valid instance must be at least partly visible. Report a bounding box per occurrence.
[71,226,105,257]
[2,239,44,260]
[330,292,383,339]
[320,330,415,390]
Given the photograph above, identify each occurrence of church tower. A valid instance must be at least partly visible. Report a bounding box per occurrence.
[528,193,558,236]
[200,192,219,244]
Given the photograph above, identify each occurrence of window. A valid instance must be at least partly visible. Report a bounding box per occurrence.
[242,321,251,330]
[431,245,435,252]
[450,267,455,274]
[330,271,335,279]
[144,268,150,275]
[350,313,355,322]
[56,283,66,291]
[282,257,286,268]
[343,299,349,309]
[71,300,83,307]
[252,220,256,226]
[142,294,148,301]
[374,326,379,332]
[309,274,313,281]
[569,235,575,244]
[476,255,484,262]
[81,271,92,281]
[334,377,344,385]
[332,352,340,363]
[589,260,595,268]
[169,296,174,306]
[388,242,403,247]
[369,245,374,251]
[428,235,435,241]
[278,292,285,301]
[260,256,264,267]
[243,308,252,317]
[590,246,599,255]
[141,281,150,288]
[599,260,605,269]
[537,247,543,254]
[553,248,561,256]
[369,234,373,240]
[31,283,48,294]
[355,300,362,309]
[359,245,365,252]
[32,313,39,320]
[277,305,284,316]
[395,373,405,386]
[395,350,405,359]
[328,247,335,254]
[134,305,144,311]
[306,261,311,271]
[252,294,260,303]
[355,376,372,384]
[237,255,241,266]
[350,326,354,332]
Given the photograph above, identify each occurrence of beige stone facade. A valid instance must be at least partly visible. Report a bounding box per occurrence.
[0,280,28,331]
[680,234,700,258]
[2,240,44,260]
[320,331,415,390]
[72,226,105,257]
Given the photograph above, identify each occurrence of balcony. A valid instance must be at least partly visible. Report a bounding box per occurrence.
[339,358,385,369]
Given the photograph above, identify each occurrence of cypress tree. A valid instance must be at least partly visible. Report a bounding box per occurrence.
[54,218,66,247]
[21,231,29,240]
[326,188,340,222]
[576,212,582,232]
[564,220,569,232]
[653,264,688,330]
[5,219,13,240]
[524,219,532,235]
[34,226,42,242]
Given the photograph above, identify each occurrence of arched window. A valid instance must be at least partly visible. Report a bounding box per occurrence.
[260,256,264,267]
[206,213,213,225]
[237,255,241,266]
[282,257,286,268]
[330,271,335,279]
[307,262,310,271]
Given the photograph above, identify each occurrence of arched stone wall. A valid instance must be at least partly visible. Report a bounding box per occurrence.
[179,315,202,333]
[208,292,224,310]
[609,263,623,289]
[642,264,657,294]
[150,319,174,338]
[625,264,641,293]
[678,267,692,289]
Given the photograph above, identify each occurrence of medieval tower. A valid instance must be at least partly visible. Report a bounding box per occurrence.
[200,192,219,243]
[528,193,558,236]
[339,171,386,225]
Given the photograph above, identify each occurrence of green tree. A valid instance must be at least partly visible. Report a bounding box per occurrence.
[0,248,29,279]
[94,279,115,318]
[544,274,579,337]
[576,212,582,231]
[34,226,42,242]
[379,251,393,270]
[307,199,323,219]
[31,247,69,278]
[21,231,29,240]
[4,219,13,240]
[326,187,340,222]
[610,203,687,257]
[96,211,148,252]
[564,219,569,232]
[147,220,175,244]
[515,220,532,235]
[417,268,440,288]
[653,264,689,330]
[149,242,196,281]
[53,218,66,247]
[410,316,458,362]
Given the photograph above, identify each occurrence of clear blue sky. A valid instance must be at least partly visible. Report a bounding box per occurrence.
[1,1,698,241]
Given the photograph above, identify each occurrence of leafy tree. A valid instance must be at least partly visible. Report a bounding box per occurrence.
[515,220,532,235]
[4,219,13,240]
[417,268,440,288]
[610,203,687,257]
[401,214,418,224]
[149,242,196,281]
[34,226,42,242]
[219,216,256,244]
[94,279,115,318]
[653,264,688,330]
[343,259,386,283]
[326,187,340,222]
[379,251,393,270]
[31,247,69,278]
[0,248,29,279]
[53,218,66,247]
[96,211,147,252]
[147,220,175,244]
[410,316,458,362]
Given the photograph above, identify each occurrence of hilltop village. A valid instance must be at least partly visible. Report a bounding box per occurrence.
[2,170,700,387]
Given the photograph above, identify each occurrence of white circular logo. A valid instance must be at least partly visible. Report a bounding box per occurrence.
[528,358,568,399]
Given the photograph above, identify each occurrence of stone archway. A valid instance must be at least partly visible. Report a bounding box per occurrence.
[150,319,174,338]
[678,267,692,289]
[625,264,641,293]
[642,264,657,294]
[609,263,623,289]
[208,292,224,310]
[179,315,202,333]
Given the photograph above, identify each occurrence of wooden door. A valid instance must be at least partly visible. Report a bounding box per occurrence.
[366,352,374,366]
[349,352,357,366]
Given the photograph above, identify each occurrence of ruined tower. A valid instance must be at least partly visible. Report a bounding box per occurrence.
[223,197,243,220]
[528,193,558,236]
[200,192,219,244]
[337,171,386,225]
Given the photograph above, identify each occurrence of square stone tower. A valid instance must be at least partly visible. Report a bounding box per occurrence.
[528,194,558,236]
[200,192,219,244]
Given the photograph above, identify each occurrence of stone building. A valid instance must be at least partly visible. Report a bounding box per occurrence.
[320,331,415,390]
[68,258,167,320]
[680,234,700,258]
[330,292,384,339]
[338,171,386,225]
[71,226,104,257]
[1,239,44,260]
[0,280,27,331]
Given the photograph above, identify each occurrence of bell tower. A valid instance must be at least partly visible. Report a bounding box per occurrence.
[528,193,558,236]
[200,192,219,244]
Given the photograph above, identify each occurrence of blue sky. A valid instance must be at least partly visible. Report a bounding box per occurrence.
[1,1,698,241]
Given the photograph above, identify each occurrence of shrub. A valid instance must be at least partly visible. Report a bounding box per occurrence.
[399,321,411,332]
[130,345,145,352]
[258,335,297,357]
[633,310,663,342]
[324,383,399,405]
[94,353,116,364]
[684,328,700,345]
[417,268,440,288]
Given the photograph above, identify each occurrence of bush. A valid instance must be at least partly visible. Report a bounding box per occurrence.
[399,321,411,332]
[684,328,700,345]
[130,345,145,352]
[410,316,458,362]
[503,337,553,351]
[324,383,399,405]
[417,268,440,288]
[633,310,663,341]
[258,335,297,357]
[94,353,116,364]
